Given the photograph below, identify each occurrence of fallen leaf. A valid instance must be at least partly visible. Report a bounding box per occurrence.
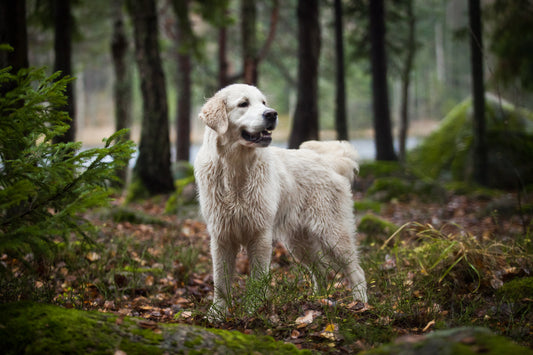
[85,252,100,262]
[422,319,435,332]
[318,323,339,341]
[291,329,301,339]
[145,275,154,287]
[295,310,321,326]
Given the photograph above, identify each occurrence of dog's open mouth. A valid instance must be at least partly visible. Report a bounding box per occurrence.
[242,130,273,146]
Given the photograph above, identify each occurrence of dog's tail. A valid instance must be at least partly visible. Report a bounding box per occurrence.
[299,140,359,182]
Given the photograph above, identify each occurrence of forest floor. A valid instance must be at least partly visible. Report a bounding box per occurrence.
[4,167,533,353]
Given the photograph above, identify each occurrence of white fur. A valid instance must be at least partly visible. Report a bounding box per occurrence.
[194,84,367,320]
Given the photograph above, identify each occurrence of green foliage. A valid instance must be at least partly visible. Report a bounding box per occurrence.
[486,0,533,91]
[0,66,135,272]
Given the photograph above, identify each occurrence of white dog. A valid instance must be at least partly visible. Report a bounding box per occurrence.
[194,84,367,320]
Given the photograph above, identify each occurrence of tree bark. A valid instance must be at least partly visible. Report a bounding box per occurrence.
[173,0,192,162]
[111,0,132,186]
[0,0,28,72]
[369,0,397,161]
[334,0,348,141]
[288,0,321,149]
[398,0,415,163]
[218,26,229,88]
[52,0,76,144]
[128,0,174,194]
[468,0,487,185]
[241,0,258,85]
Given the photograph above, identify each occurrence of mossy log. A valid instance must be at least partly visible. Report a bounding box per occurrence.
[0,302,308,354]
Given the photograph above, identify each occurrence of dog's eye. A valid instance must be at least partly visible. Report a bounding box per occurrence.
[262,100,266,105]
[238,101,249,108]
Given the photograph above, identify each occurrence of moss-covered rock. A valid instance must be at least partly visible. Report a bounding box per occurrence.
[409,94,533,188]
[363,327,533,355]
[0,302,309,354]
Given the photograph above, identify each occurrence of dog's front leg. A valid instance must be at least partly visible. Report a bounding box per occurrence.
[209,238,239,322]
[244,234,273,311]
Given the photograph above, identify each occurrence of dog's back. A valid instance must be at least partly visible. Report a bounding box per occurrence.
[299,140,359,183]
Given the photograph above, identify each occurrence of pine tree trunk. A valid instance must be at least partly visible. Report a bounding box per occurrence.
[218,26,229,88]
[0,0,28,72]
[128,0,174,194]
[53,0,76,144]
[334,0,348,141]
[288,0,320,149]
[398,0,415,163]
[174,0,192,162]
[369,0,397,161]
[468,0,487,185]
[241,0,258,85]
[111,0,132,186]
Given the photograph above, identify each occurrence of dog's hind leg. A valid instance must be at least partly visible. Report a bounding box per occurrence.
[326,240,368,303]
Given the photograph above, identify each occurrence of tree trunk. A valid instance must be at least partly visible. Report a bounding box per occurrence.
[398,0,415,163]
[468,0,487,186]
[0,0,28,72]
[288,0,321,149]
[111,0,132,186]
[334,0,348,141]
[52,0,76,144]
[218,26,229,88]
[128,0,174,195]
[369,0,397,161]
[241,0,258,85]
[174,0,192,162]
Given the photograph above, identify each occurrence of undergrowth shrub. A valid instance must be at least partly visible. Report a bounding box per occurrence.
[0,66,135,300]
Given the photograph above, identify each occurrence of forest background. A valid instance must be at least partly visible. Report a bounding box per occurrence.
[2,0,533,353]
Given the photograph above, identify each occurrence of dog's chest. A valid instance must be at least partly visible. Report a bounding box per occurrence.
[199,160,278,234]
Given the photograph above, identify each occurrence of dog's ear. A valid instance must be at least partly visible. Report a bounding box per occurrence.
[199,94,228,135]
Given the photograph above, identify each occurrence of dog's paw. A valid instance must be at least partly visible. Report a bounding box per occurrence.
[353,285,368,303]
[207,303,229,323]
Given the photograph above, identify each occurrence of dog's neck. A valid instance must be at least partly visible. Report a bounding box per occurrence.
[204,128,267,170]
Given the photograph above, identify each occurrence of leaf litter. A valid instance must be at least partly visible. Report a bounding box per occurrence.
[3,190,533,353]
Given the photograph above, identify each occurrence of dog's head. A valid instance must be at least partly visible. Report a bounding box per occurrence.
[199,84,278,148]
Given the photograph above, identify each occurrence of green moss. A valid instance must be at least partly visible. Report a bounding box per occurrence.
[126,177,151,203]
[367,177,415,202]
[359,161,404,179]
[354,199,382,213]
[358,214,399,240]
[0,302,310,354]
[107,206,166,225]
[498,277,533,302]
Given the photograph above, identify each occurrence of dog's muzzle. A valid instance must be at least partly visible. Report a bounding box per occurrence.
[241,109,278,147]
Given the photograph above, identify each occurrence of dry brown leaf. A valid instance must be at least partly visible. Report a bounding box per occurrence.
[85,251,100,262]
[295,310,321,326]
[422,319,435,332]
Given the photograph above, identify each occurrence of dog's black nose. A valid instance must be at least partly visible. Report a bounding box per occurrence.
[263,109,278,131]
[263,109,277,122]
[263,109,278,128]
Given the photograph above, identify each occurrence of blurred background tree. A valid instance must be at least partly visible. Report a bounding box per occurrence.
[2,0,531,193]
